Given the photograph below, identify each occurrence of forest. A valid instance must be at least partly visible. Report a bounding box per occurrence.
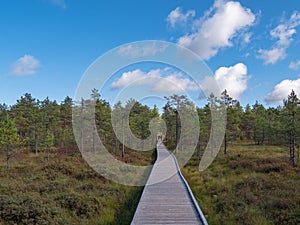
[0,89,299,224]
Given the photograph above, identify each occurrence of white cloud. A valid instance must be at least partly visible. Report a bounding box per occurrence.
[112,63,249,98]
[243,32,252,44]
[257,12,300,64]
[11,55,41,75]
[167,7,196,28]
[118,43,168,58]
[111,69,160,89]
[289,60,300,70]
[111,68,199,93]
[177,0,255,60]
[152,73,199,93]
[201,63,249,99]
[214,63,249,99]
[265,78,300,103]
[257,48,286,65]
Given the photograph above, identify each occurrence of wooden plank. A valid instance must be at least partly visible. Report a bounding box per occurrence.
[131,142,207,225]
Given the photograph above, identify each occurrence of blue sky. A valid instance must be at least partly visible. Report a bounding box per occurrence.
[1,0,300,108]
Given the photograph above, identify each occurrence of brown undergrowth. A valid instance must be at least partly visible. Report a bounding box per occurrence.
[0,148,155,225]
[182,143,300,225]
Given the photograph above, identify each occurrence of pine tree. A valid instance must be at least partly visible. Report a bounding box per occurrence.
[161,102,176,149]
[164,95,192,151]
[196,106,210,159]
[10,93,39,152]
[60,96,74,153]
[0,116,21,169]
[240,104,254,140]
[284,90,299,166]
[41,130,56,162]
[112,101,124,158]
[221,90,238,154]
[252,101,267,145]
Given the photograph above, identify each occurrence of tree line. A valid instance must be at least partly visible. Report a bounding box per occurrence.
[0,89,299,168]
[0,90,158,168]
[162,90,300,166]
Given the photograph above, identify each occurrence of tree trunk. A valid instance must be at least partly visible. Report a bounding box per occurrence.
[224,132,227,154]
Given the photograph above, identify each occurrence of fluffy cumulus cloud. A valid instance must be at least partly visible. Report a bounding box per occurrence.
[167,7,196,28]
[11,55,41,75]
[111,68,199,93]
[201,63,249,99]
[112,63,249,98]
[289,60,300,70]
[214,63,249,99]
[257,12,300,64]
[265,78,300,104]
[176,0,255,60]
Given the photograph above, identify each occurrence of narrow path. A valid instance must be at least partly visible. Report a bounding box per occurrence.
[131,142,207,225]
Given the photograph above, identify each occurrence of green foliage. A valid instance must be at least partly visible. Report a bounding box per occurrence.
[164,95,194,150]
[162,101,176,149]
[162,90,300,166]
[128,101,152,140]
[221,90,241,154]
[252,101,268,145]
[0,116,21,168]
[0,91,158,223]
[283,90,300,165]
[0,116,20,146]
[8,94,75,154]
[1,89,300,224]
[240,104,254,140]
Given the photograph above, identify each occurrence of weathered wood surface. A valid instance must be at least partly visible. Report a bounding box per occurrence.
[131,142,207,225]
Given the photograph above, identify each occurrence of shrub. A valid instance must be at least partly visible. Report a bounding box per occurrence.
[54,193,102,218]
[0,193,58,225]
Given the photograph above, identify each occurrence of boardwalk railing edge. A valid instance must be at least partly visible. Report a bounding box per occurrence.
[170,147,209,225]
[130,146,158,225]
[131,142,209,225]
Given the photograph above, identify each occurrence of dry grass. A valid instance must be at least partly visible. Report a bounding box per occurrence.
[182,143,300,225]
[0,149,154,225]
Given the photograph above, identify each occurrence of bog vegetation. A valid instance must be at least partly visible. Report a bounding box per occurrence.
[0,89,299,224]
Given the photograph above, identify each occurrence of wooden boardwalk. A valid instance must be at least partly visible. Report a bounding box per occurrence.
[131,142,208,225]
